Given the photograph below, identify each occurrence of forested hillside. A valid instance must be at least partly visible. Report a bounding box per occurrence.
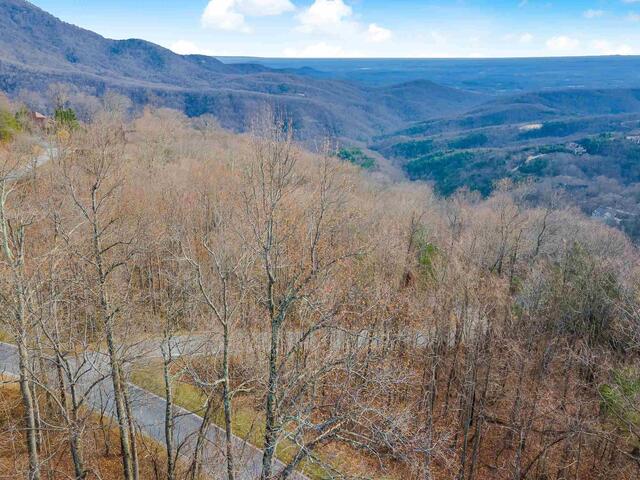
[4,0,640,244]
[0,0,484,141]
[375,88,640,240]
[1,95,640,480]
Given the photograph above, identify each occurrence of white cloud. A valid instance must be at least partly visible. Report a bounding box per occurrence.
[170,40,205,55]
[628,12,640,21]
[240,0,295,15]
[295,1,393,46]
[367,23,392,43]
[546,35,580,51]
[297,0,353,34]
[519,32,534,43]
[591,40,634,55]
[169,40,224,56]
[283,41,354,57]
[202,0,250,32]
[502,32,533,44]
[583,9,604,18]
[201,0,294,32]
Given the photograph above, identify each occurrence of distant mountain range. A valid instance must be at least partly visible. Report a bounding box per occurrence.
[0,0,485,141]
[4,0,640,240]
[219,56,640,92]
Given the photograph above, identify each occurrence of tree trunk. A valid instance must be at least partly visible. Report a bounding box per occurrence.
[123,377,140,480]
[261,318,281,480]
[105,324,135,480]
[163,342,176,480]
[68,386,86,480]
[189,395,215,480]
[17,338,41,480]
[222,323,236,480]
[57,355,87,479]
[91,180,135,480]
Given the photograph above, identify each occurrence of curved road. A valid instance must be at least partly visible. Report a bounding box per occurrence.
[6,143,56,181]
[1,143,308,479]
[2,142,263,475]
[0,342,306,480]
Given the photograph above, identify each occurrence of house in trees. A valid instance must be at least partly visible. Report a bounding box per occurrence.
[29,111,48,128]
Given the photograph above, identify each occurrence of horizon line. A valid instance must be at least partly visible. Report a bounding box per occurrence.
[212,54,640,61]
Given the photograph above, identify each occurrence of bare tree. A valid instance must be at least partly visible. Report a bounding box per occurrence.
[239,115,365,479]
[181,188,254,480]
[55,118,140,480]
[0,147,43,480]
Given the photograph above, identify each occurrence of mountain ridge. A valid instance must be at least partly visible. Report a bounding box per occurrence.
[0,0,485,140]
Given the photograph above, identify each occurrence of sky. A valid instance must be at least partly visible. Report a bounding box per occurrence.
[30,0,640,58]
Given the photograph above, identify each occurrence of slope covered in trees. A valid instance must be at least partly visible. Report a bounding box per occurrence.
[0,0,484,142]
[1,100,640,480]
[375,87,640,241]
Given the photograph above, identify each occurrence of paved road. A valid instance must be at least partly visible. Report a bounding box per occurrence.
[1,143,309,479]
[0,342,306,480]
[131,327,440,363]
[132,334,214,360]
[5,144,56,181]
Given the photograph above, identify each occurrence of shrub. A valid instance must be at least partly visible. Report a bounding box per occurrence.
[0,109,20,142]
[600,369,640,443]
[544,242,620,343]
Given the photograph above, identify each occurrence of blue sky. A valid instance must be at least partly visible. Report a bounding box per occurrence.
[31,0,640,58]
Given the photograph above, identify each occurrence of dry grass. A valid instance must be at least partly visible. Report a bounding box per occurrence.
[0,330,13,344]
[0,380,169,480]
[130,364,401,480]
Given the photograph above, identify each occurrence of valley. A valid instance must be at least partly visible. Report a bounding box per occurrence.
[2,1,640,480]
[370,90,640,239]
[4,0,640,240]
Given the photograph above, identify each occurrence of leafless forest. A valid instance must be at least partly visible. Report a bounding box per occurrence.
[1,95,640,480]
